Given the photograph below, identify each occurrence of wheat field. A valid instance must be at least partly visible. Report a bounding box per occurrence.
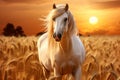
[0,36,120,80]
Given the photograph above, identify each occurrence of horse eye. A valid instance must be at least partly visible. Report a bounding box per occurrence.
[52,18,55,21]
[64,18,68,22]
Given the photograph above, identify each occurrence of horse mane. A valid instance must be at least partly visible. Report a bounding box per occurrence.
[44,4,77,49]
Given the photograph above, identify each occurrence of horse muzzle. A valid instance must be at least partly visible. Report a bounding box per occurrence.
[53,33,62,42]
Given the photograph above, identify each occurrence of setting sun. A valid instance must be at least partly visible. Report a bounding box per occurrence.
[89,16,98,25]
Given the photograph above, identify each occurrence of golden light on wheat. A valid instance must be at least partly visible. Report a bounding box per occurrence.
[0,36,120,80]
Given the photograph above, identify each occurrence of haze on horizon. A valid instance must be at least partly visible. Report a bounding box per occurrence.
[0,0,120,35]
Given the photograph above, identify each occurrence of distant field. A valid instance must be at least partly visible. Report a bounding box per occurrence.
[0,36,120,80]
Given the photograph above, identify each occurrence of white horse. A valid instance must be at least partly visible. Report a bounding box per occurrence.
[37,4,85,80]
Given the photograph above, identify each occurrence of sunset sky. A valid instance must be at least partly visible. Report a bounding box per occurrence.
[0,0,120,35]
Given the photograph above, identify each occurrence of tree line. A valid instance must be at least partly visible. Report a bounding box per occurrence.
[2,23,26,37]
[1,23,85,37]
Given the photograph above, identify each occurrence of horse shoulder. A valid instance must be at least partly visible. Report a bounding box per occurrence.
[71,35,86,64]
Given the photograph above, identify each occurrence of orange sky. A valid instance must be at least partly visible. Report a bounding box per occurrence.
[0,0,120,35]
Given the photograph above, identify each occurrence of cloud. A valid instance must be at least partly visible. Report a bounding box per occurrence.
[90,0,120,9]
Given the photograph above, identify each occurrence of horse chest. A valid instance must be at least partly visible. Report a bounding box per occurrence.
[54,54,79,74]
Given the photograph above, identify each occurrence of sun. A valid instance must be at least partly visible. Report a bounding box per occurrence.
[89,16,98,25]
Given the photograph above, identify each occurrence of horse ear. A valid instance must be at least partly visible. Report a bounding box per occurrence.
[53,3,56,9]
[65,4,69,11]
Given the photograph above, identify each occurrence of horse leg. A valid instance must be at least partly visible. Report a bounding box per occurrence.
[42,65,50,80]
[72,67,81,80]
[49,76,62,80]
[49,67,62,80]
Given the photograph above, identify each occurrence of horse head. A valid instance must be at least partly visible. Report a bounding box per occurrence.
[52,4,69,41]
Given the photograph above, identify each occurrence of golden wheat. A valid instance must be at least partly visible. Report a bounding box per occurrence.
[0,35,120,80]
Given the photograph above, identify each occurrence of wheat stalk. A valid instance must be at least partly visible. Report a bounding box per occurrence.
[106,71,118,80]
[6,59,17,67]
[87,62,92,72]
[116,67,120,74]
[90,72,100,80]
[24,52,34,64]
[90,55,97,62]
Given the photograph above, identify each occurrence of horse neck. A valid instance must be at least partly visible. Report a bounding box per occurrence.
[48,32,72,53]
[59,32,72,53]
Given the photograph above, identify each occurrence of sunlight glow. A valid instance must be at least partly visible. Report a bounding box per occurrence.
[89,16,98,25]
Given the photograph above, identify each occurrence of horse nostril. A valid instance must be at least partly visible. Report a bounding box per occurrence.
[57,33,62,39]
[53,33,56,38]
